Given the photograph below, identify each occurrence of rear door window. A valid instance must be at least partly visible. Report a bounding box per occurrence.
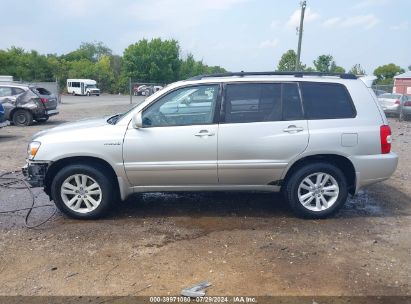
[300,82,356,119]
[224,83,282,123]
[223,83,304,123]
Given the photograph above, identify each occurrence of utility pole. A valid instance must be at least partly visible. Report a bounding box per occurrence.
[295,1,307,71]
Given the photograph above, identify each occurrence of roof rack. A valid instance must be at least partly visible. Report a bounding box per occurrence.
[188,71,357,80]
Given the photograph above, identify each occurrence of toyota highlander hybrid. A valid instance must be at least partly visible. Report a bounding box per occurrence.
[23,72,398,219]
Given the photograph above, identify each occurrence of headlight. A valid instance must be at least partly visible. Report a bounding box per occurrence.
[27,141,41,160]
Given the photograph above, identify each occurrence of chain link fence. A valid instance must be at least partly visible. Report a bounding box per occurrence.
[371,84,411,97]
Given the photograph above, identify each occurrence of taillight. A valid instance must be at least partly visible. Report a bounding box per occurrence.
[404,101,411,107]
[380,125,392,154]
[394,100,400,105]
[40,98,48,104]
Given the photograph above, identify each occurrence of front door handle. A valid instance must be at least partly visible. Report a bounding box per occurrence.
[283,125,304,133]
[195,130,215,137]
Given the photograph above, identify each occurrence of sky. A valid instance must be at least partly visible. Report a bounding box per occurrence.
[0,0,409,74]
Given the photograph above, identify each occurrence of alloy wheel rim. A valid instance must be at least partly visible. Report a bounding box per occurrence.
[61,174,102,213]
[297,172,339,212]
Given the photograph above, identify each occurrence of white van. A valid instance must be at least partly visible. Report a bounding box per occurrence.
[67,79,100,96]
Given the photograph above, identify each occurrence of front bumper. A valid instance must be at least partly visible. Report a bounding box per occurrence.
[22,161,49,187]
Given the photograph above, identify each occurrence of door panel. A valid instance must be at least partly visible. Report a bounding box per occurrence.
[218,121,308,184]
[123,125,218,186]
[123,84,220,187]
[217,82,309,185]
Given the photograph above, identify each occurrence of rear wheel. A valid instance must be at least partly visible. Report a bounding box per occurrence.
[51,164,115,219]
[12,109,33,126]
[284,162,348,219]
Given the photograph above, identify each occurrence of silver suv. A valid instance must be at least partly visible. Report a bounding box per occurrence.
[23,72,398,219]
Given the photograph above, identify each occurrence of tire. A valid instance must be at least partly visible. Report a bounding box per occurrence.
[284,162,348,219]
[87,91,91,96]
[51,164,115,219]
[12,109,33,126]
[72,91,76,96]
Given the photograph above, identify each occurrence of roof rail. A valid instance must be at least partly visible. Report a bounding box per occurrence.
[187,71,357,80]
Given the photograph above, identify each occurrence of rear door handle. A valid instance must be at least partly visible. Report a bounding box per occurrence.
[283,125,304,133]
[195,130,215,137]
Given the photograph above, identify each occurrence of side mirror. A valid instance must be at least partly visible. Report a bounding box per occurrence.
[132,112,143,129]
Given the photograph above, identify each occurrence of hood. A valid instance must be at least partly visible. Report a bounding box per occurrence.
[32,116,109,140]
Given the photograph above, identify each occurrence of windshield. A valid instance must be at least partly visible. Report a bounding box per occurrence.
[86,84,97,89]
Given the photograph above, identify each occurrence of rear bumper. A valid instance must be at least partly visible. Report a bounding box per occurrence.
[350,152,398,193]
[22,161,50,188]
[46,109,59,116]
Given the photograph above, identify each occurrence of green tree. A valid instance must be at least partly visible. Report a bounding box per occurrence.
[67,59,95,79]
[0,47,53,81]
[122,38,180,83]
[179,53,227,79]
[64,42,112,62]
[373,63,404,85]
[95,55,115,92]
[277,49,305,71]
[349,64,366,75]
[408,65,411,71]
[313,54,345,73]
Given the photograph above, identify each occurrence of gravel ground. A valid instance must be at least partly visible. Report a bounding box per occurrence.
[0,94,410,297]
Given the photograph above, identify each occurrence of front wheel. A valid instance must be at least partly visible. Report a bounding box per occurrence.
[284,162,348,219]
[51,164,115,219]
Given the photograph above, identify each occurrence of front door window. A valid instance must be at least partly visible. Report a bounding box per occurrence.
[142,85,219,127]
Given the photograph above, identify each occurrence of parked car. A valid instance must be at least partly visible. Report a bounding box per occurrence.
[0,83,59,126]
[23,72,398,220]
[373,89,387,96]
[133,85,148,96]
[0,103,9,128]
[377,93,408,119]
[402,96,411,119]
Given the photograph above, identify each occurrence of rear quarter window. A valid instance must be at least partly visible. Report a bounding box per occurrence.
[301,82,356,119]
[33,87,51,95]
